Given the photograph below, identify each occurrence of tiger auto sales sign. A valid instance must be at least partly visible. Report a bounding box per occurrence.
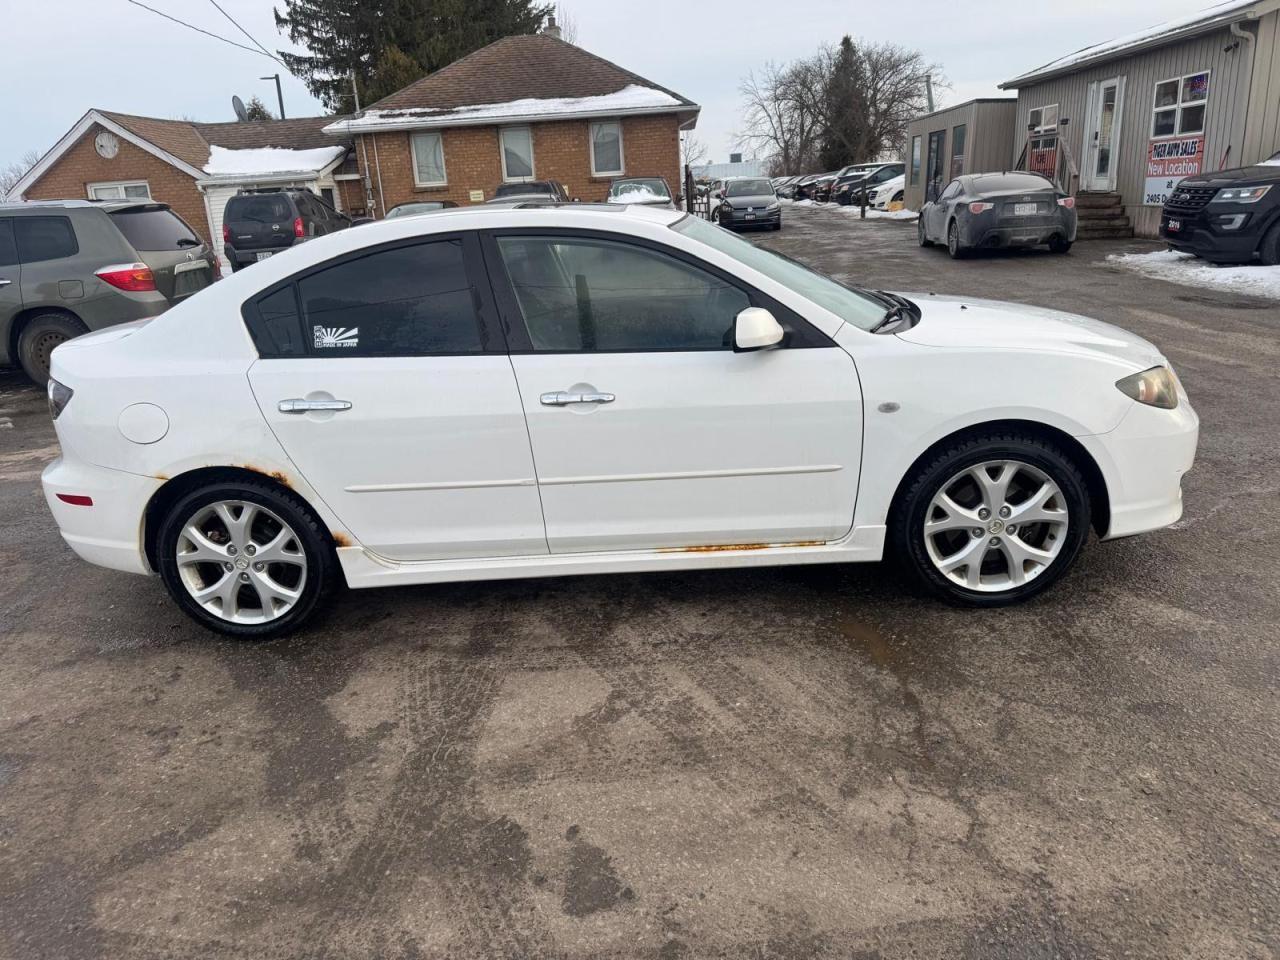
[1144,135,1205,206]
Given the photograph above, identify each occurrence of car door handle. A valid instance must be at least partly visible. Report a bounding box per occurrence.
[0,279,11,287]
[278,398,352,413]
[540,391,615,406]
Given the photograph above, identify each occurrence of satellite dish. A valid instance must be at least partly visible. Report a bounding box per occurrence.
[232,95,249,122]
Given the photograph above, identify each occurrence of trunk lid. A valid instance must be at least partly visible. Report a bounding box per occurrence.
[108,206,215,302]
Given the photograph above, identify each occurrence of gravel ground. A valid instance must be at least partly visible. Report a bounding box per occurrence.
[0,203,1276,959]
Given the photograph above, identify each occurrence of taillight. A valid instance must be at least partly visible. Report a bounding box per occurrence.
[48,378,74,420]
[222,223,231,242]
[293,216,305,238]
[968,202,992,214]
[1058,196,1076,209]
[95,262,156,292]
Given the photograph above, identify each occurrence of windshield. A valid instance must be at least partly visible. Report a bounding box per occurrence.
[726,179,775,197]
[672,215,886,331]
[609,179,670,199]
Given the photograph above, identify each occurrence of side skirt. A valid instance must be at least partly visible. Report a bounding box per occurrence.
[337,525,887,589]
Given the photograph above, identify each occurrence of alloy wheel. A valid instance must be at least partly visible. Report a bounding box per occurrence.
[175,500,308,623]
[922,460,1069,592]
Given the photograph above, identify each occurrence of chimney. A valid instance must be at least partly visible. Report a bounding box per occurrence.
[542,14,561,39]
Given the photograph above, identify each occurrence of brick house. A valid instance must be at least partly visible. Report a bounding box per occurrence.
[323,28,701,214]
[9,111,357,269]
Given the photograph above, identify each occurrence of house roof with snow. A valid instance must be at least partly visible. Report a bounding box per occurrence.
[324,33,699,135]
[10,110,351,199]
[1001,0,1280,88]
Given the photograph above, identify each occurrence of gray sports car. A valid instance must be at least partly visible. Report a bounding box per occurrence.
[918,172,1077,258]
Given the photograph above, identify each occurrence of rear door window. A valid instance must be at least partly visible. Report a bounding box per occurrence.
[109,208,200,250]
[15,217,78,263]
[0,220,17,268]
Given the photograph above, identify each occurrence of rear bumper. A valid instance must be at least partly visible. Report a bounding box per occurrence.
[1080,397,1200,540]
[41,457,160,575]
[966,221,1073,248]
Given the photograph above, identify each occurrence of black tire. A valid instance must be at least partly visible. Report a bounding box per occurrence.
[918,216,933,247]
[718,208,733,230]
[1048,235,1073,254]
[947,220,967,259]
[893,191,904,203]
[157,479,339,639]
[1259,221,1280,266]
[772,220,782,231]
[17,313,88,384]
[889,430,1092,607]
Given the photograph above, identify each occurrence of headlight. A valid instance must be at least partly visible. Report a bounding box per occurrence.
[766,202,780,212]
[48,378,74,420]
[1116,365,1179,409]
[1212,185,1271,204]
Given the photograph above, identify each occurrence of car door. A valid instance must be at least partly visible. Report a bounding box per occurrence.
[246,232,547,562]
[927,180,960,238]
[0,221,21,344]
[483,228,863,554]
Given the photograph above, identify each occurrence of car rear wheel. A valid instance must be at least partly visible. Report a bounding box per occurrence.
[157,480,338,639]
[890,431,1091,606]
[947,220,967,259]
[918,217,933,247]
[1048,235,1073,254]
[1259,221,1280,266]
[17,313,88,384]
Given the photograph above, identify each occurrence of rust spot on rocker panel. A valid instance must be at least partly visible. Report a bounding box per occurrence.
[332,531,352,548]
[658,540,825,554]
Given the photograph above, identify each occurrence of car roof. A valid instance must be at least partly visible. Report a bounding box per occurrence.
[0,198,169,215]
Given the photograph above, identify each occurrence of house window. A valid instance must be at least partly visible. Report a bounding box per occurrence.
[500,126,535,181]
[1152,71,1209,138]
[590,121,624,176]
[410,131,447,187]
[88,181,151,200]
[1028,104,1059,150]
[951,124,967,178]
[909,135,921,186]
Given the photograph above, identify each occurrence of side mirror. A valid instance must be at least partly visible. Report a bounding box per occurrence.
[734,307,784,352]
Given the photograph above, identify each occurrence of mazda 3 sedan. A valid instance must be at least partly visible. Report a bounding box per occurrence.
[41,204,1198,638]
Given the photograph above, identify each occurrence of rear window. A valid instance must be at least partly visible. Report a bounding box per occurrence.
[228,195,293,222]
[494,182,550,198]
[15,217,78,263]
[109,208,200,251]
[974,174,1055,193]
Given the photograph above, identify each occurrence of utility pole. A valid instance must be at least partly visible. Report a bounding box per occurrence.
[260,74,286,118]
[925,75,935,114]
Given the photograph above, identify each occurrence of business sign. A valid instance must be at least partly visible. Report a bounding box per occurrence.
[1143,134,1204,206]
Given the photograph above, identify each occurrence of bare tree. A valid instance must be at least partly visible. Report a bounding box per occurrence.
[555,4,579,44]
[680,133,708,172]
[861,41,943,159]
[735,62,823,175]
[1,149,41,198]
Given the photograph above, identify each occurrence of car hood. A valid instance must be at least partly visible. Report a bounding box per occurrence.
[893,294,1164,369]
[726,194,776,207]
[1176,162,1280,187]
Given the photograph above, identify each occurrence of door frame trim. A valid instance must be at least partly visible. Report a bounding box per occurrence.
[1083,75,1126,192]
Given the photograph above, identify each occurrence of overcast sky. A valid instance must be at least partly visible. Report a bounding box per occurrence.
[1,0,1220,172]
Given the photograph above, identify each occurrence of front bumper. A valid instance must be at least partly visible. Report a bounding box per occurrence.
[1079,396,1199,540]
[1159,206,1273,262]
[41,457,161,575]
[725,208,781,228]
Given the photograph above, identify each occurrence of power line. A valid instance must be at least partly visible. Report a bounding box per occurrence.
[123,0,282,63]
[207,0,277,61]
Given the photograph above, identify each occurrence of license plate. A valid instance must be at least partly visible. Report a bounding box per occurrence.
[172,261,209,297]
[1167,219,1182,232]
[256,251,274,261]
[1013,203,1038,216]
[745,213,756,220]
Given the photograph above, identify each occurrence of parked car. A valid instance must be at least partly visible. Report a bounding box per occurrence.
[488,180,571,204]
[869,174,907,210]
[833,163,906,206]
[776,176,807,199]
[0,199,218,382]
[384,200,459,219]
[40,203,1196,638]
[709,178,782,230]
[811,174,838,203]
[1159,150,1280,264]
[918,172,1077,258]
[606,177,676,208]
[223,188,353,272]
[791,174,825,201]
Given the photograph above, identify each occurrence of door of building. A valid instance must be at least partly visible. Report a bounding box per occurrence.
[1084,77,1125,191]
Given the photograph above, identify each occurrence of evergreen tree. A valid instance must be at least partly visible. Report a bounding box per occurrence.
[818,36,870,169]
[275,0,553,113]
[243,96,276,121]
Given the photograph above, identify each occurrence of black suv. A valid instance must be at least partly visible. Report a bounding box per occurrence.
[222,188,353,272]
[1159,151,1280,264]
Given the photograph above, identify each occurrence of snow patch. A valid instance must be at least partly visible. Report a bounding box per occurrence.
[202,145,346,176]
[1107,249,1280,300]
[608,186,669,204]
[780,197,916,220]
[336,85,682,131]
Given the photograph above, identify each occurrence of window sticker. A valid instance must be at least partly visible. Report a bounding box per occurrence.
[314,326,359,348]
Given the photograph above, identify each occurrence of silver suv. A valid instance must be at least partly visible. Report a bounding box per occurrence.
[0,200,219,382]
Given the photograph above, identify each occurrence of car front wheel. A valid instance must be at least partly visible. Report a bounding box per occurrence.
[918,216,933,247]
[891,431,1091,606]
[157,480,337,639]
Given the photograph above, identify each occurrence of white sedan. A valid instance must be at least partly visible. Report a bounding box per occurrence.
[870,174,906,209]
[41,204,1198,638]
